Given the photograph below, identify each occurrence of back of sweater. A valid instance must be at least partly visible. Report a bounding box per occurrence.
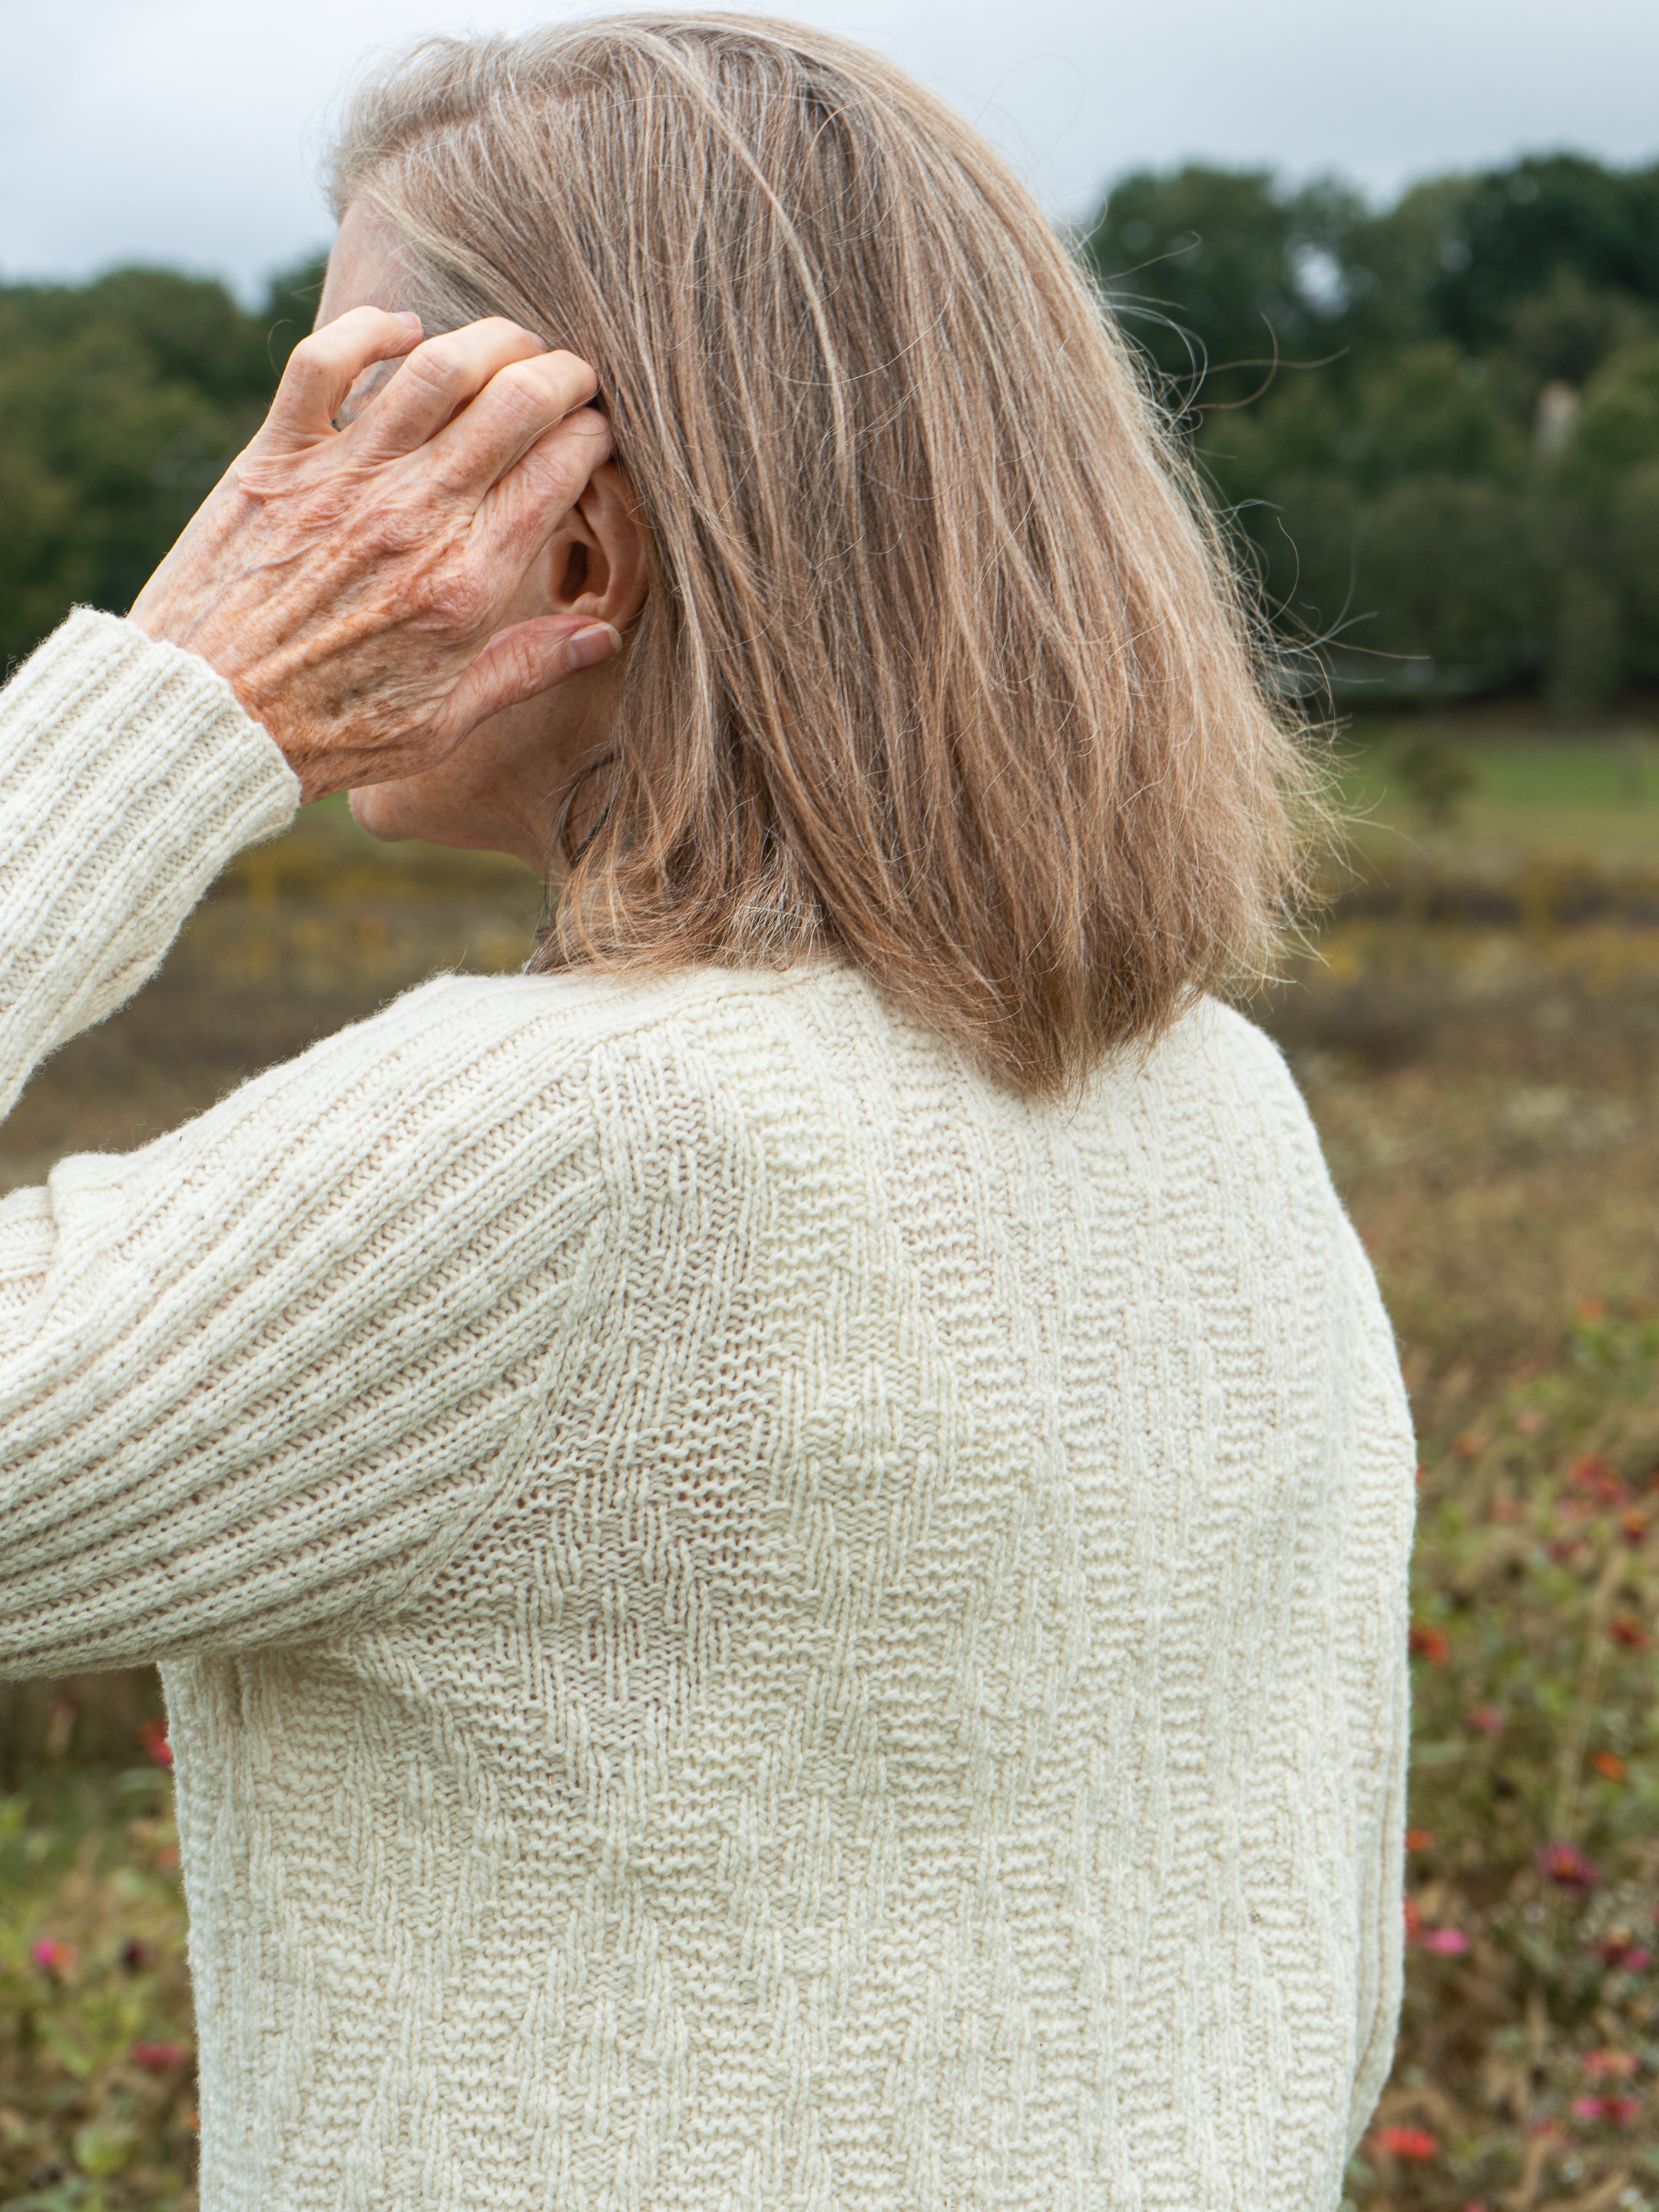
[0,615,1414,2211]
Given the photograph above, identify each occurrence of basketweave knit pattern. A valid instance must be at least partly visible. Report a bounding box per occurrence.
[0,610,1416,2212]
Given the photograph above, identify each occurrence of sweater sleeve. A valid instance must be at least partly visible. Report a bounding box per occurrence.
[0,613,611,1678]
[1340,1227,1417,2157]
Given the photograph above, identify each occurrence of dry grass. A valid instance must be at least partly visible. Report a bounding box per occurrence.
[9,770,1659,2206]
[1269,907,1659,2210]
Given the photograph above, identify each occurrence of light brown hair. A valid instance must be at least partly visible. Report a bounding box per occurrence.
[327,12,1312,1097]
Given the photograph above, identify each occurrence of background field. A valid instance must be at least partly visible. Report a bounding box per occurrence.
[9,720,1659,2210]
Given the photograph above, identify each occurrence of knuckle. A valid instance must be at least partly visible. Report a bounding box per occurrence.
[406,338,464,391]
[417,563,490,634]
[546,349,599,400]
[280,339,329,391]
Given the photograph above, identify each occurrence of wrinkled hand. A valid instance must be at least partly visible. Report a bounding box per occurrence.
[129,309,617,802]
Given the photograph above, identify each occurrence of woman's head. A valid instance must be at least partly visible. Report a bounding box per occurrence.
[324,12,1312,1098]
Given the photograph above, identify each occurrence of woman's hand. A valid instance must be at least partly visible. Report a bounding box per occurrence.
[128,308,618,803]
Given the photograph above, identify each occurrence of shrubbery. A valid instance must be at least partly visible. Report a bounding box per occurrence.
[1083,152,1659,705]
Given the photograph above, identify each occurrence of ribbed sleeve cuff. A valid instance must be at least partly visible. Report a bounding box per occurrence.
[0,608,300,1115]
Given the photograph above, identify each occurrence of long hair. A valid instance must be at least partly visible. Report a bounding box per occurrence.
[326,13,1314,1098]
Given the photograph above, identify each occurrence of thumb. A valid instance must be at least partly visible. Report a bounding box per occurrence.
[435,616,622,750]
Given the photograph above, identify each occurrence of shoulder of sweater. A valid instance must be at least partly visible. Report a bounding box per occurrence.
[180,962,838,1144]
[328,972,1317,1137]
[190,963,1324,1174]
[1182,995,1314,1118]
[369,960,832,1061]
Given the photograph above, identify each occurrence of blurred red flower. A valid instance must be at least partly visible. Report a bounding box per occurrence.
[1590,1750,1627,1781]
[1375,2124,1439,2161]
[1611,1617,1651,1648]
[30,1936,75,1975]
[1404,1897,1423,1942]
[1584,2048,1639,2078]
[1405,1828,1434,1851]
[137,1717,174,1770]
[1409,1623,1450,1665]
[1573,2093,1642,2124]
[1595,1937,1652,1970]
[1467,1705,1505,1736]
[1569,1454,1628,1504]
[131,2040,188,2072]
[1541,1841,1599,1889]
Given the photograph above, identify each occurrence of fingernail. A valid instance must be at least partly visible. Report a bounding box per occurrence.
[396,311,423,342]
[565,622,622,675]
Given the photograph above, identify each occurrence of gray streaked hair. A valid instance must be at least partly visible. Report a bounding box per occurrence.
[326,12,1313,1097]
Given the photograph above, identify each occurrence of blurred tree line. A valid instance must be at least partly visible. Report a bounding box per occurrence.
[6,151,1659,707]
[0,256,324,667]
[1084,151,1659,708]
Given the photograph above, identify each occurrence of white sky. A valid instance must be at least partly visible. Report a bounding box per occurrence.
[5,0,1658,299]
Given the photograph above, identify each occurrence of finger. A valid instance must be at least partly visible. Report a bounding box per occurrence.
[434,615,622,753]
[261,307,423,448]
[350,318,551,460]
[476,406,615,558]
[422,350,603,501]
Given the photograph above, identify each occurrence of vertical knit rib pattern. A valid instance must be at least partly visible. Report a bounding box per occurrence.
[0,614,1416,2210]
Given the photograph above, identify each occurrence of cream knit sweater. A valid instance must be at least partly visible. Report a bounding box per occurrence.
[0,609,1415,2212]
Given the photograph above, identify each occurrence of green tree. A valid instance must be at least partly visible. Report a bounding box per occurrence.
[1424,154,1659,352]
[1080,153,1659,704]
[1081,165,1356,410]
[0,255,326,664]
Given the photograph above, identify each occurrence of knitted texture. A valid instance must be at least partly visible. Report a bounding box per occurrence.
[0,611,1416,2212]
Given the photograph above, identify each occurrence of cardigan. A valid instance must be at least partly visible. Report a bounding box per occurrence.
[0,608,1415,2211]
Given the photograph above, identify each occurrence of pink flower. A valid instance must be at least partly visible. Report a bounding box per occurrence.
[1574,2092,1642,2124]
[1422,1928,1470,1955]
[1540,1840,1599,1889]
[1466,1705,1505,1737]
[131,2040,188,2072]
[1596,1939,1652,1971]
[30,1937,74,1975]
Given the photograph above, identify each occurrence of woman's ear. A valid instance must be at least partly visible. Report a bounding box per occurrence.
[539,461,649,634]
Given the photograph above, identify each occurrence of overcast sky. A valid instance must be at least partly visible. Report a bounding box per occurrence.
[5,0,1658,300]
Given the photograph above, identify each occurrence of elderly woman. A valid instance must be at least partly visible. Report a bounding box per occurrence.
[0,15,1413,2210]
